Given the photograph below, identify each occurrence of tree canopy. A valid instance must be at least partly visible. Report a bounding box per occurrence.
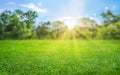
[0,9,120,39]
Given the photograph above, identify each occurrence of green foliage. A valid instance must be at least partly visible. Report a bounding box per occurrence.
[52,21,66,39]
[97,24,120,39]
[72,18,98,39]
[101,10,120,26]
[98,10,120,39]
[0,9,120,40]
[36,21,52,39]
[0,9,37,39]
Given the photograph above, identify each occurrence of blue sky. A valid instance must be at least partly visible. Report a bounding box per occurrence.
[0,0,120,24]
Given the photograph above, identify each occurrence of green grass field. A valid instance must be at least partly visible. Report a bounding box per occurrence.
[0,40,120,75]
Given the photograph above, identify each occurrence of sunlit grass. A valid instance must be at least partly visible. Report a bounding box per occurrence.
[0,40,120,74]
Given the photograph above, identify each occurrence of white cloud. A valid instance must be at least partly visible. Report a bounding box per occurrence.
[56,16,82,29]
[20,3,47,14]
[57,16,101,27]
[104,6,109,10]
[104,5,117,10]
[112,5,117,10]
[89,17,101,24]
[8,2,16,5]
[57,16,80,22]
[38,2,42,7]
[93,13,97,16]
[0,9,3,13]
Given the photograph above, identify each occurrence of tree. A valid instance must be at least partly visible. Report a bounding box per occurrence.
[52,21,66,39]
[36,21,52,39]
[78,17,97,29]
[0,10,12,39]
[77,17,98,39]
[0,9,38,39]
[98,10,120,39]
[24,10,38,38]
[101,10,120,26]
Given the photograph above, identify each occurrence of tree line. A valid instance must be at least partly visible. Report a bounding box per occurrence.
[0,9,120,40]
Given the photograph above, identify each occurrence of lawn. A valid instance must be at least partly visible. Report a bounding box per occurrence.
[0,40,120,75]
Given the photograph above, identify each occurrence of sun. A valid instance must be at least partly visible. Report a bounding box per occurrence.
[58,17,78,30]
[64,20,77,30]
